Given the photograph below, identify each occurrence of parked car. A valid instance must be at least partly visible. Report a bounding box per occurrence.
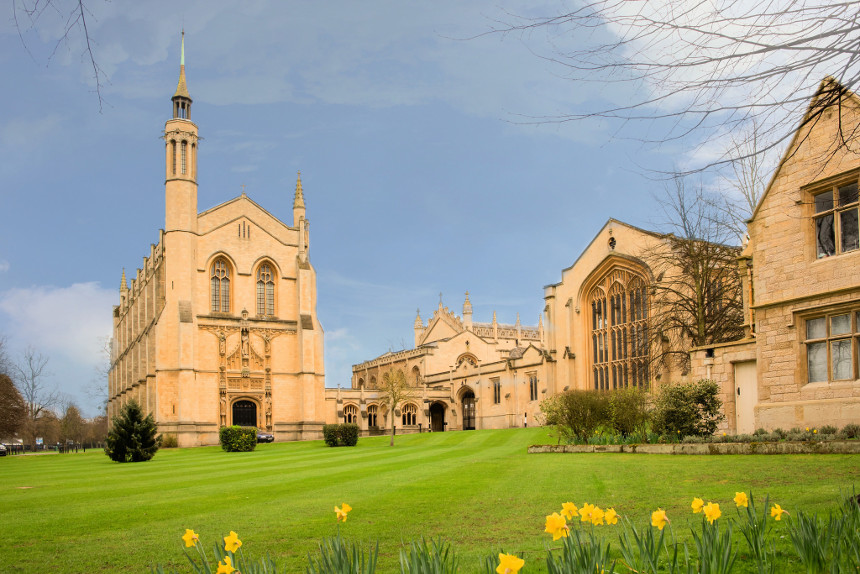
[256,431,274,443]
[0,444,7,456]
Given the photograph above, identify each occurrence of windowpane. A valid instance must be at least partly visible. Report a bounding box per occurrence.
[814,192,834,213]
[831,314,851,336]
[816,214,835,257]
[838,183,858,206]
[807,342,827,382]
[831,340,852,380]
[807,317,826,339]
[840,209,859,252]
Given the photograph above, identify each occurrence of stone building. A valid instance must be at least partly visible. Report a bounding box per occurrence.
[690,78,860,433]
[324,294,550,432]
[108,38,325,447]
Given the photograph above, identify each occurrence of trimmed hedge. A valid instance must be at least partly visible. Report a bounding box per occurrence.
[219,426,257,452]
[323,423,359,447]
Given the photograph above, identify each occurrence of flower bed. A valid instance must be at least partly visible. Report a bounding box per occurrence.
[529,440,860,455]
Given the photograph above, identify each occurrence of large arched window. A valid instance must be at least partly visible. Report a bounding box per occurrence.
[210,258,231,313]
[344,404,358,424]
[256,263,275,317]
[367,404,378,427]
[590,269,649,390]
[402,403,417,426]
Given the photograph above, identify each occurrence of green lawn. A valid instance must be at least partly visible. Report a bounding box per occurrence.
[1,427,858,573]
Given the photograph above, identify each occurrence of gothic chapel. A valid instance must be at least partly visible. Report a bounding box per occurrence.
[108,37,326,447]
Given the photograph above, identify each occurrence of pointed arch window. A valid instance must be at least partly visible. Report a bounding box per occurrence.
[256,263,275,317]
[402,403,417,426]
[210,259,231,313]
[590,269,649,391]
[181,141,187,175]
[344,404,358,424]
[367,404,378,427]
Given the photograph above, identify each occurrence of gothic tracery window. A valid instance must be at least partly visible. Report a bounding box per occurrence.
[590,269,649,390]
[367,404,378,427]
[256,263,275,316]
[402,403,417,426]
[344,404,358,424]
[210,258,231,313]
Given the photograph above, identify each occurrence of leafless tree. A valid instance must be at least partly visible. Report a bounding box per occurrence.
[60,402,85,445]
[493,1,860,173]
[377,369,418,447]
[85,335,111,414]
[0,335,11,376]
[647,176,745,374]
[12,0,106,110]
[12,347,58,449]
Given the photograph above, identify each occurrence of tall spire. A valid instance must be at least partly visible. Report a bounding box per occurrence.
[172,31,192,118]
[294,171,305,209]
[120,268,128,291]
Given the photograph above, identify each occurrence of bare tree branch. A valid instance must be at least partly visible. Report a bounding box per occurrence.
[491,1,860,174]
[12,346,58,449]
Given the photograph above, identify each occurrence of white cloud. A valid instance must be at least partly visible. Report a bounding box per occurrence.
[0,260,9,272]
[0,282,114,369]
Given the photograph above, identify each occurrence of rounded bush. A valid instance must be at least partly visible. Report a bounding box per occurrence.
[219,426,257,452]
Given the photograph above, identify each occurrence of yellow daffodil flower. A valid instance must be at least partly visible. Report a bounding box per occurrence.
[182,529,199,548]
[605,508,618,525]
[703,502,721,524]
[335,503,352,522]
[579,503,595,523]
[651,508,670,530]
[216,556,235,574]
[544,512,569,541]
[691,497,704,513]
[591,506,606,526]
[223,531,242,553]
[734,492,749,508]
[561,502,578,521]
[496,553,525,574]
[770,504,789,521]
[813,429,817,434]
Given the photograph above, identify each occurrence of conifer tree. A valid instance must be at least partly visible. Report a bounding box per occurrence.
[104,399,161,462]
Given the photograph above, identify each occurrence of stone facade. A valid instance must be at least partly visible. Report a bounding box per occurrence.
[108,40,325,447]
[323,295,550,433]
[691,78,860,432]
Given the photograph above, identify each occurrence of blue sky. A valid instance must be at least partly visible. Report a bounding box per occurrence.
[0,1,735,416]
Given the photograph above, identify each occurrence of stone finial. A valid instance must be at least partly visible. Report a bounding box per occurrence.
[294,171,305,209]
[414,308,423,328]
[463,291,472,316]
[515,313,521,327]
[120,268,128,291]
[492,310,497,325]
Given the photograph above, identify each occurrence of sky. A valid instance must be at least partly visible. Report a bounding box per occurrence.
[0,0,799,417]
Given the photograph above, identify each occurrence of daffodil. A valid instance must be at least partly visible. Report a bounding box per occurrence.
[605,508,618,525]
[223,531,242,553]
[216,556,235,574]
[703,502,721,524]
[770,504,789,521]
[335,503,352,522]
[691,497,704,513]
[561,502,578,521]
[496,553,525,574]
[182,529,199,548]
[591,506,605,526]
[579,503,595,523]
[734,492,749,508]
[544,512,569,541]
[651,508,669,530]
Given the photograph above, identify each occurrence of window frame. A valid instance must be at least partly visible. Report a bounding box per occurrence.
[804,310,858,384]
[401,403,417,426]
[343,404,358,424]
[811,175,860,259]
[210,258,232,313]
[255,262,276,317]
[492,377,501,404]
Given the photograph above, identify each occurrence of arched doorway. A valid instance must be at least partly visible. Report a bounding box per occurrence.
[232,400,257,427]
[461,390,476,430]
[429,402,445,432]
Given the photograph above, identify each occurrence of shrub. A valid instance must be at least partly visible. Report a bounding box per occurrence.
[820,425,838,435]
[219,426,257,452]
[608,388,651,437]
[160,434,178,448]
[323,424,360,447]
[839,423,860,439]
[773,428,787,439]
[652,380,725,437]
[754,427,768,436]
[546,390,611,443]
[104,399,160,463]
